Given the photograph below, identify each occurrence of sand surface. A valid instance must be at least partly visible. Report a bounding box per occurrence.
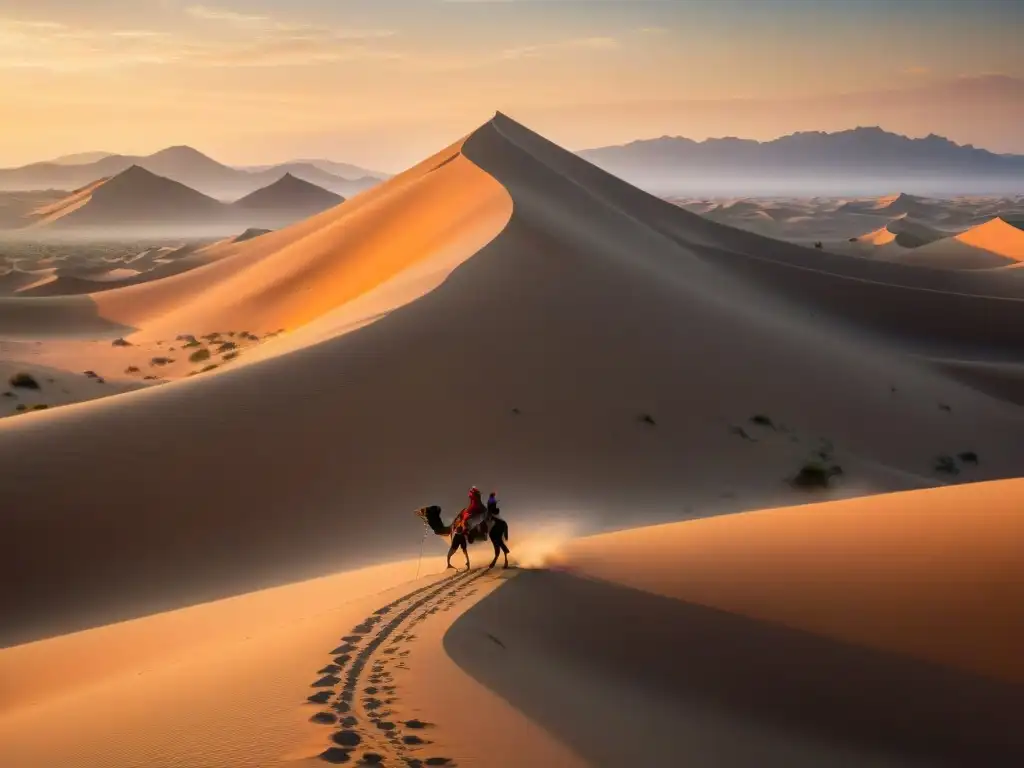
[0,113,1022,766]
[3,481,1021,767]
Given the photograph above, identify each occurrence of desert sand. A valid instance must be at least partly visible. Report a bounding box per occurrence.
[1,113,1022,766]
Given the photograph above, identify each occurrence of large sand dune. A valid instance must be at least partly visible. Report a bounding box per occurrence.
[1,113,1023,652]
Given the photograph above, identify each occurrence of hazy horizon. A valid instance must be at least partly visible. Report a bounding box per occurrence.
[1,0,1022,171]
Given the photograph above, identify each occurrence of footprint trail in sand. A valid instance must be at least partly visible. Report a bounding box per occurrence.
[306,569,488,766]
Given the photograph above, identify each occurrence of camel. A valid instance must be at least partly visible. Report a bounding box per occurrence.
[415,505,511,570]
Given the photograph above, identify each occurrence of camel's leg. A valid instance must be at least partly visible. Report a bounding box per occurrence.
[446,538,459,570]
[488,538,500,569]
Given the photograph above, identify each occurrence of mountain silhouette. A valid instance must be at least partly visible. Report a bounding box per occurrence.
[579,127,1024,195]
[231,173,343,227]
[0,147,384,200]
[34,165,227,229]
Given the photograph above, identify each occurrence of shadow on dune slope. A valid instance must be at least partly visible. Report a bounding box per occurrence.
[444,569,1024,768]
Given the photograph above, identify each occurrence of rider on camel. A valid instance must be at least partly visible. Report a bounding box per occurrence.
[457,486,486,532]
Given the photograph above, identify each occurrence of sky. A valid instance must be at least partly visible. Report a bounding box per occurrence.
[0,0,1022,170]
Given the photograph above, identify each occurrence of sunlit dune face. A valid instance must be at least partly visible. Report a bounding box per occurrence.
[85,143,512,338]
[552,479,1024,684]
[955,217,1024,260]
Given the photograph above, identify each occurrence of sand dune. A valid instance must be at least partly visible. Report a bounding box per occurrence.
[0,112,1022,767]
[894,217,1024,269]
[4,481,1020,766]
[1,112,1023,648]
[447,479,1024,766]
[856,214,946,248]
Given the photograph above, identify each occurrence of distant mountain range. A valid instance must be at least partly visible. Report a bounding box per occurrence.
[22,166,345,235]
[0,147,388,200]
[579,127,1024,196]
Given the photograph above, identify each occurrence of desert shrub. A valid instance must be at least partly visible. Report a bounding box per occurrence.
[201,364,219,373]
[814,241,823,249]
[189,348,211,363]
[150,357,173,366]
[15,404,27,411]
[111,337,132,347]
[176,334,196,343]
[125,366,140,374]
[934,455,959,475]
[958,451,978,465]
[31,404,48,411]
[217,341,237,353]
[143,375,158,380]
[750,414,774,428]
[848,237,857,243]
[83,370,98,378]
[791,460,842,489]
[9,372,40,389]
[182,339,201,348]
[202,332,221,342]
[223,351,239,361]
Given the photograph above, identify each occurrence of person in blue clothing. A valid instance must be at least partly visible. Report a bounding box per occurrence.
[486,491,510,569]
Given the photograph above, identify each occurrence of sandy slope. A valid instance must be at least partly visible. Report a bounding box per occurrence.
[0,544,581,768]
[4,481,1019,767]
[448,480,1024,767]
[900,217,1024,269]
[1,114,1024,647]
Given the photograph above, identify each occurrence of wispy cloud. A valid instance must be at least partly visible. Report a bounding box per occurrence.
[185,4,394,40]
[501,36,619,60]
[185,5,270,25]
[0,11,398,71]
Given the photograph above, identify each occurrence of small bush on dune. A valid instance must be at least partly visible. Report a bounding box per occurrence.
[9,372,40,390]
[958,451,979,465]
[814,241,823,249]
[111,337,132,347]
[223,351,239,361]
[750,414,774,428]
[189,348,211,363]
[182,339,201,348]
[16,404,27,412]
[934,455,959,475]
[217,341,237,353]
[150,357,173,366]
[201,364,219,373]
[125,366,140,374]
[791,460,842,489]
[31,404,48,411]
